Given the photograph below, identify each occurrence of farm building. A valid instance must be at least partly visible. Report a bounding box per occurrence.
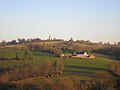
[74,52,89,57]
[60,51,96,59]
[72,52,89,58]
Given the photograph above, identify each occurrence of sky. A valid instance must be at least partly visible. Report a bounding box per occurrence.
[0,0,120,43]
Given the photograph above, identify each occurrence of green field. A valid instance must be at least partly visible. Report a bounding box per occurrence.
[64,58,114,80]
[0,50,57,68]
[0,48,26,59]
[0,48,115,80]
[33,41,63,45]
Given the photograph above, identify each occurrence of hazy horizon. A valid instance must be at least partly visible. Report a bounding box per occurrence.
[0,0,120,43]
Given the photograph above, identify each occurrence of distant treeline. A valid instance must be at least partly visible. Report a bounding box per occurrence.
[0,38,64,46]
[0,37,120,46]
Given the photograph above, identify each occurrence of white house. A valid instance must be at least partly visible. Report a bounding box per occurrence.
[74,52,89,57]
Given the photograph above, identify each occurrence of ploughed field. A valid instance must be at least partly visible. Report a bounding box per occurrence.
[0,48,115,80]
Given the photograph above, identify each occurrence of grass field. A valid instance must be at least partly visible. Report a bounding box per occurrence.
[0,48,26,59]
[33,41,63,45]
[0,47,115,80]
[64,58,114,80]
[0,50,57,68]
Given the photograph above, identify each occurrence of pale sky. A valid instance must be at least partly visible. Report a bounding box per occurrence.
[0,0,120,43]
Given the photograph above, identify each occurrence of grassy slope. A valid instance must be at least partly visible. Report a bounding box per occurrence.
[33,41,63,45]
[0,47,115,80]
[64,58,113,80]
[0,51,57,68]
[0,48,25,59]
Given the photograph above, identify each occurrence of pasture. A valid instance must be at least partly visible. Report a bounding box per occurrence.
[0,48,115,79]
[0,47,115,80]
[0,48,25,59]
[0,50,56,68]
[64,58,114,80]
